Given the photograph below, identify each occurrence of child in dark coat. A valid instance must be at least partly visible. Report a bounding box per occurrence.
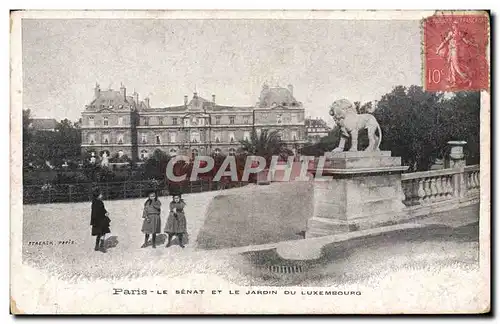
[90,189,111,252]
[164,194,187,248]
[141,190,162,248]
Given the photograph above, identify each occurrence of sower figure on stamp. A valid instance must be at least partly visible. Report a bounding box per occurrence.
[164,193,187,248]
[141,190,162,249]
[436,21,479,88]
[90,188,111,252]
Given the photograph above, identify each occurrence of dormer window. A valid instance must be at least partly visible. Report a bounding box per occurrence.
[119,105,123,109]
[282,102,287,106]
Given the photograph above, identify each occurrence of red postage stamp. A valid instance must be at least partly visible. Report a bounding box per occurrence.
[423,13,490,92]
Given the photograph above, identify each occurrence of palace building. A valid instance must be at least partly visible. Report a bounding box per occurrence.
[80,83,307,161]
[305,117,331,143]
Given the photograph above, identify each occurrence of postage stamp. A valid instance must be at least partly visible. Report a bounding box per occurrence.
[10,10,490,315]
[423,12,490,92]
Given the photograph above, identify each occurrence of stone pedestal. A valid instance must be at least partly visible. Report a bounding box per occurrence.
[306,151,410,238]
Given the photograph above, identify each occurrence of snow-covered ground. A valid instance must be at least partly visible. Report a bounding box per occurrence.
[21,183,480,289]
[22,189,222,280]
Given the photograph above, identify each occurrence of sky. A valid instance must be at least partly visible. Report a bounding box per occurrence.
[22,18,421,124]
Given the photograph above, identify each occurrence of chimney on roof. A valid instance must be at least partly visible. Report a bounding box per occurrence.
[184,95,188,105]
[120,83,126,100]
[287,84,294,95]
[94,83,101,98]
[145,97,150,108]
[133,91,139,105]
[212,94,216,104]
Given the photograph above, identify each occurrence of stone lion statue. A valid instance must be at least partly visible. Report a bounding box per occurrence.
[329,99,382,152]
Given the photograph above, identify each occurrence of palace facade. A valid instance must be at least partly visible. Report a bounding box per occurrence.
[305,117,331,144]
[80,83,306,161]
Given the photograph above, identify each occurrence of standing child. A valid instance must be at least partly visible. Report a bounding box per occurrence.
[141,190,162,248]
[164,194,187,248]
[90,188,111,252]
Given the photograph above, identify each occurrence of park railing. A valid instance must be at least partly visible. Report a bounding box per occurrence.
[401,164,480,216]
[23,179,249,205]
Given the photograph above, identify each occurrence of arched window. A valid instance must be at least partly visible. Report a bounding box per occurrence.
[140,150,148,160]
[190,131,200,143]
[169,148,177,157]
[229,148,236,156]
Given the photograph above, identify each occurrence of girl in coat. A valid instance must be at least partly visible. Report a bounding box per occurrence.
[141,190,162,248]
[164,194,187,248]
[90,189,111,251]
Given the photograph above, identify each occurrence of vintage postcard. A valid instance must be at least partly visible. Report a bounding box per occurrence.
[10,10,490,314]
